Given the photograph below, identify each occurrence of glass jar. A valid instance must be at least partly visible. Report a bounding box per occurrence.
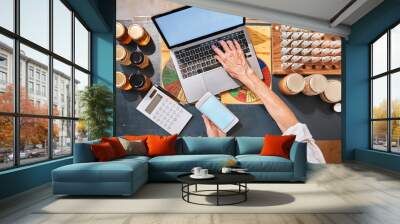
[128,24,151,46]
[116,22,132,45]
[129,73,152,92]
[131,51,150,69]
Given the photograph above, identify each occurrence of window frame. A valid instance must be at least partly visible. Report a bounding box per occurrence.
[0,0,92,171]
[370,20,400,154]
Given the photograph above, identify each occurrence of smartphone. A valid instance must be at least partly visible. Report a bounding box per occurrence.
[195,92,239,133]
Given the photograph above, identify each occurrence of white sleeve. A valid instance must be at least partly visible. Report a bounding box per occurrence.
[283,123,326,164]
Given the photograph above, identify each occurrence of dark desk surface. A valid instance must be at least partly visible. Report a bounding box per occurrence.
[115,18,341,140]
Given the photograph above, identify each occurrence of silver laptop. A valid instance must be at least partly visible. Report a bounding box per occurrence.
[152,6,263,103]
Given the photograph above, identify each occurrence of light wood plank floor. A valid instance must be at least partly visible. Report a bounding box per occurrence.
[1,162,400,224]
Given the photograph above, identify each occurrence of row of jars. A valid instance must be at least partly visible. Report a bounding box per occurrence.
[116,22,151,46]
[115,22,153,93]
[279,73,341,104]
[116,71,152,93]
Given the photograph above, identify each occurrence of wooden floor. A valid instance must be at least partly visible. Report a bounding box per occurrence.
[1,163,400,224]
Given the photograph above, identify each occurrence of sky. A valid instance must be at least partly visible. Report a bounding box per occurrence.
[370,29,400,113]
[0,0,89,74]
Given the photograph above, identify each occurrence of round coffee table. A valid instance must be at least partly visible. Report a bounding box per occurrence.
[177,173,255,206]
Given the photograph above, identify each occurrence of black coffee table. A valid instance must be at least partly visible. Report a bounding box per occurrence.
[177,173,255,206]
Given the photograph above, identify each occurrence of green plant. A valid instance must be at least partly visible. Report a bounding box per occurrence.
[79,84,113,140]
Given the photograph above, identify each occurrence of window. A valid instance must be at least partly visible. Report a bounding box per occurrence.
[42,85,46,97]
[0,0,91,170]
[28,67,34,80]
[20,0,49,49]
[370,23,400,153]
[0,71,6,85]
[53,59,72,117]
[74,18,90,70]
[36,84,40,95]
[0,54,7,67]
[0,35,13,113]
[0,116,13,170]
[0,0,14,32]
[53,0,72,60]
[28,81,34,94]
[35,70,41,81]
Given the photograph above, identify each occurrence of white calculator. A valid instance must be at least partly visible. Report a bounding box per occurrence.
[136,86,192,135]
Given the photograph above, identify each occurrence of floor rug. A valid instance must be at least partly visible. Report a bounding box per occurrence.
[38,183,361,214]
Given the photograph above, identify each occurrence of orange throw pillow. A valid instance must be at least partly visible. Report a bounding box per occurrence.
[260,135,296,159]
[101,137,126,158]
[146,135,177,157]
[91,142,117,162]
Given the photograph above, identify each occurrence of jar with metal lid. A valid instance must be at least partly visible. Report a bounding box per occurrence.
[129,73,152,92]
[131,51,150,69]
[128,24,151,46]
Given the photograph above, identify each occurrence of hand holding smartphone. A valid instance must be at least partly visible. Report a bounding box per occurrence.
[195,92,239,133]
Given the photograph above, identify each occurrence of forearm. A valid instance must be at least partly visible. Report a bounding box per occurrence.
[240,70,299,132]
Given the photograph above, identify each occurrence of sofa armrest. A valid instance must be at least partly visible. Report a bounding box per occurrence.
[289,142,307,181]
[73,140,100,163]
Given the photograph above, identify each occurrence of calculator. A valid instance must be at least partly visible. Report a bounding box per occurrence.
[136,86,192,135]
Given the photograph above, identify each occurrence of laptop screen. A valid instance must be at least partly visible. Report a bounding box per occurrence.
[153,7,243,48]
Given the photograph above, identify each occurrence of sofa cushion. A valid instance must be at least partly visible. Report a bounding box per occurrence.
[236,137,263,155]
[118,138,147,156]
[53,158,147,183]
[147,135,178,157]
[260,135,296,159]
[149,154,235,172]
[236,155,293,172]
[179,137,235,155]
[91,142,118,162]
[101,137,127,158]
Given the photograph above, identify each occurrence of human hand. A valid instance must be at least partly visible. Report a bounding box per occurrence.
[212,40,255,84]
[202,115,226,137]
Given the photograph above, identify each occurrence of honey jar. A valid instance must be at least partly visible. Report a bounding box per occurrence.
[115,22,132,45]
[128,24,151,46]
[115,71,133,91]
[116,45,132,66]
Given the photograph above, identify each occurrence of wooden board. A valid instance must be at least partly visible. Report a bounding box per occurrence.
[315,140,342,163]
[271,24,342,75]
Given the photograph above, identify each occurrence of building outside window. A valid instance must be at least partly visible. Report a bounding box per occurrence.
[0,54,7,90]
[28,81,34,94]
[0,0,91,170]
[28,66,34,80]
[41,85,46,97]
[0,71,6,85]
[370,23,400,153]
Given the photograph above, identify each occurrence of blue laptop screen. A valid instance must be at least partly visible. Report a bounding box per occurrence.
[154,7,243,47]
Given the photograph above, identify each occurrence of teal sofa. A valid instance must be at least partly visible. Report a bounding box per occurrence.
[52,137,307,196]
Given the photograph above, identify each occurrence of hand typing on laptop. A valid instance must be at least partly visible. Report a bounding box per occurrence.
[205,40,326,163]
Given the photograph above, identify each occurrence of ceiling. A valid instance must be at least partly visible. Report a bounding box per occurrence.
[173,0,384,36]
[228,0,354,24]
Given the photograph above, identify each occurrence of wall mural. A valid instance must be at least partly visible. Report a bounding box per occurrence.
[115,17,342,163]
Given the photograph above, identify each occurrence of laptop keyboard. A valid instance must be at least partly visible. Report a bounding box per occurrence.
[174,30,251,79]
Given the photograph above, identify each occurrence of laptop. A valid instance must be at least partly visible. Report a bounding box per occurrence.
[152,6,263,103]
